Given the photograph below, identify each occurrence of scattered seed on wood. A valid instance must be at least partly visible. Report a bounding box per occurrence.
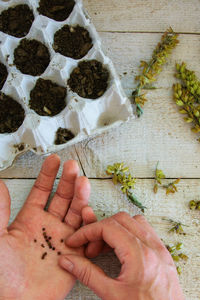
[41,252,47,260]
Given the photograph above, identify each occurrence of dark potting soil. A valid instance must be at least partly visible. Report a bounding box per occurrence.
[55,127,75,145]
[68,60,109,99]
[0,63,8,90]
[14,39,50,76]
[29,78,67,116]
[0,5,34,38]
[38,0,75,22]
[0,93,25,134]
[53,25,93,59]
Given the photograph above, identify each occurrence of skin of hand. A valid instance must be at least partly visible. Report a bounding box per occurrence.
[59,212,185,300]
[0,154,97,300]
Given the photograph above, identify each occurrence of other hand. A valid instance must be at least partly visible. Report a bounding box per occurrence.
[59,212,185,300]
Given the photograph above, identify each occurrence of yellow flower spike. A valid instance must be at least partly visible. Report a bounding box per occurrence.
[132,28,179,117]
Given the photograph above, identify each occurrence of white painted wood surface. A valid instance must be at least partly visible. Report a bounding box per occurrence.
[1,1,200,299]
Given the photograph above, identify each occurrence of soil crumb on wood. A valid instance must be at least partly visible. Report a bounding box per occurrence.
[30,78,67,116]
[0,63,8,90]
[14,143,25,152]
[14,39,50,76]
[55,127,75,145]
[38,0,75,21]
[0,5,34,38]
[68,60,109,99]
[0,93,25,133]
[53,25,93,59]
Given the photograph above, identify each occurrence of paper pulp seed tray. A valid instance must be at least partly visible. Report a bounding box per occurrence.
[0,0,133,171]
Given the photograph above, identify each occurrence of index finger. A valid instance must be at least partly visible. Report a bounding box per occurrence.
[66,217,140,259]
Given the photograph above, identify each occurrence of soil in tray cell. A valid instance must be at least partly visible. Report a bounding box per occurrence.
[68,60,109,99]
[0,93,25,134]
[53,25,93,59]
[55,127,75,145]
[38,0,75,22]
[0,4,34,38]
[29,78,67,117]
[0,63,8,90]
[14,39,50,76]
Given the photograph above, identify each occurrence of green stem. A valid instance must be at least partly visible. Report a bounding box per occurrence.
[127,191,146,213]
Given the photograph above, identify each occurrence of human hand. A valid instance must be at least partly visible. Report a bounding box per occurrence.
[59,213,185,300]
[0,154,96,300]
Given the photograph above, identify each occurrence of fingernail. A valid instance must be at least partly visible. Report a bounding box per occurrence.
[61,256,74,272]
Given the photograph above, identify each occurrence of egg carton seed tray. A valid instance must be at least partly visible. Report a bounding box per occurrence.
[0,0,134,171]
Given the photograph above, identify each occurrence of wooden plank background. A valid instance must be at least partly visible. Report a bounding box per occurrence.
[1,1,200,299]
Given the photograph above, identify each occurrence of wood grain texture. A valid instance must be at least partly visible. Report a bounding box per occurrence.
[84,0,200,33]
[4,178,200,300]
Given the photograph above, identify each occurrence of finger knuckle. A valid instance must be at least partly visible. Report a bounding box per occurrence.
[78,265,92,286]
[115,211,130,220]
[134,215,146,222]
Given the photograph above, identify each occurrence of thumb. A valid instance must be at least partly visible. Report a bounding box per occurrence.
[59,254,116,299]
[0,180,11,233]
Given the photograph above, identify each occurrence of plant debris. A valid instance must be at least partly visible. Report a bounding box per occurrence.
[166,242,188,274]
[14,39,50,76]
[106,163,146,212]
[53,25,93,59]
[68,60,109,99]
[38,0,75,21]
[154,162,180,195]
[189,200,200,210]
[0,92,25,134]
[55,127,75,145]
[163,218,187,235]
[0,62,8,90]
[173,63,200,141]
[30,78,67,116]
[0,4,34,38]
[132,27,179,117]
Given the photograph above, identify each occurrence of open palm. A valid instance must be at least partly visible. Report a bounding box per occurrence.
[0,154,95,300]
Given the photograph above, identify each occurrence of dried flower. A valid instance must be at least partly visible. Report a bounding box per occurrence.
[189,200,200,210]
[175,63,200,102]
[154,162,180,195]
[132,27,179,117]
[166,242,188,274]
[173,82,200,140]
[163,218,187,235]
[106,163,146,212]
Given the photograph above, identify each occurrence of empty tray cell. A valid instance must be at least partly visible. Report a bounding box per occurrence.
[38,0,75,22]
[14,39,50,76]
[53,24,93,59]
[0,4,34,38]
[54,127,75,145]
[68,60,109,99]
[0,92,25,133]
[29,78,67,116]
[0,62,8,89]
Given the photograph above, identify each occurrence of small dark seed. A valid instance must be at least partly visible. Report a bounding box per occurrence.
[52,247,55,251]
[41,252,47,260]
[57,252,61,255]
[49,237,52,240]
[34,239,37,243]
[41,244,45,248]
[42,228,45,231]
[60,239,64,243]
